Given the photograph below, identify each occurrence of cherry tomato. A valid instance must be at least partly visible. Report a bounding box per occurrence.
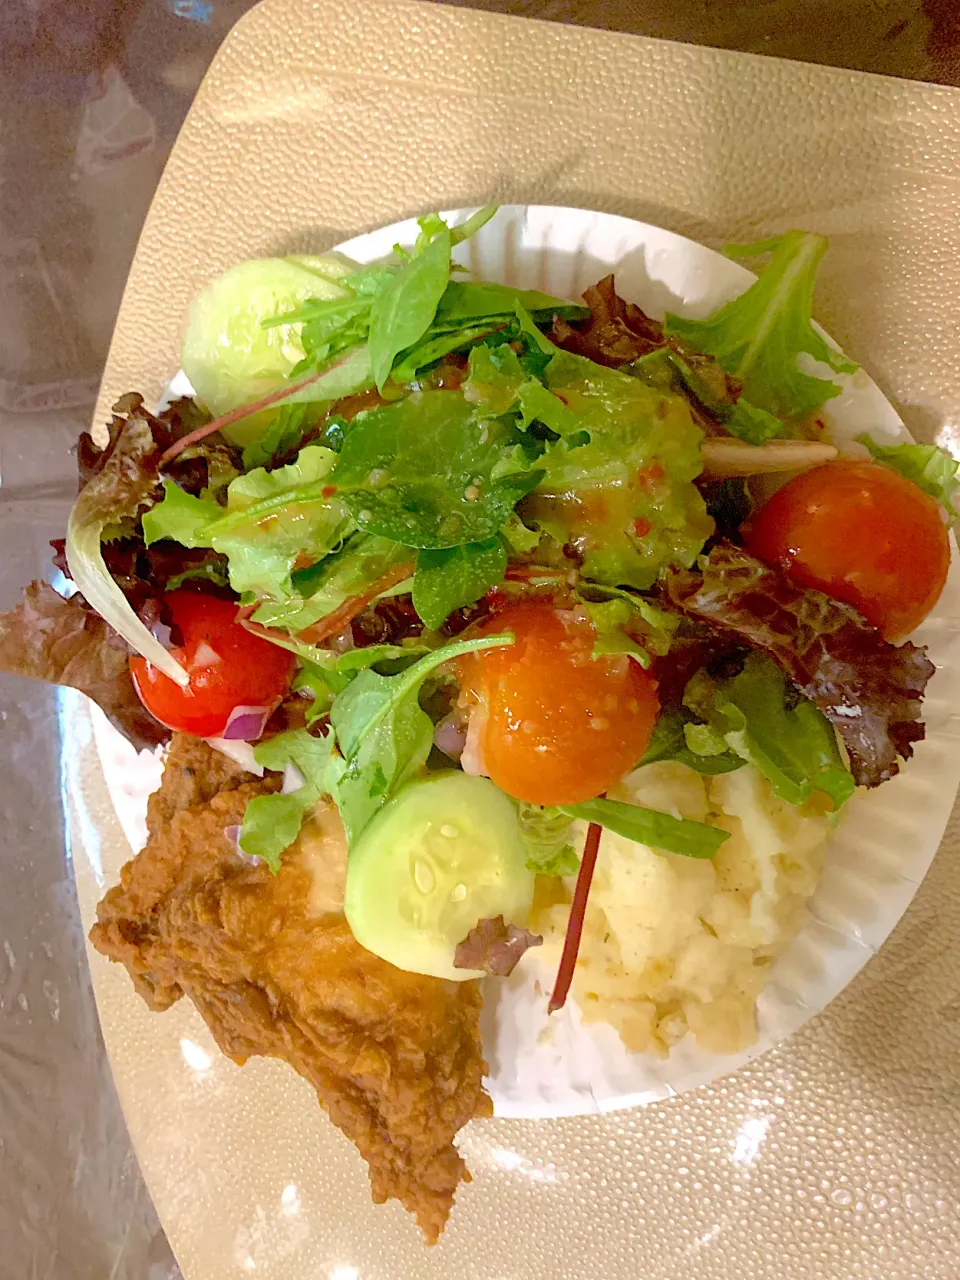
[745,459,949,640]
[460,600,660,806]
[130,590,295,737]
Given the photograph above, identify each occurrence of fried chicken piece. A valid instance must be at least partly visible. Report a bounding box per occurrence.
[90,737,491,1241]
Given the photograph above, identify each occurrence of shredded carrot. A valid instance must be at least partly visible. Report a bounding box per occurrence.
[547,821,602,1014]
[504,564,567,582]
[296,561,415,644]
[234,603,293,646]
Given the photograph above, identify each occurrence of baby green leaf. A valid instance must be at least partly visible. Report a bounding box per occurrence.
[239,728,338,872]
[664,232,858,420]
[859,436,960,522]
[412,538,507,629]
[561,798,728,859]
[329,632,513,843]
[330,391,542,549]
[368,229,451,391]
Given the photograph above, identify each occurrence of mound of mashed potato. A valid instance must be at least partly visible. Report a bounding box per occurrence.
[534,762,832,1057]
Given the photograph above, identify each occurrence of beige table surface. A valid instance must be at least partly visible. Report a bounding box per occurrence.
[77,1,960,1276]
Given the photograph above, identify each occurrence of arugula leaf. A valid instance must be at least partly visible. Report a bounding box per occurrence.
[329,391,542,548]
[434,280,588,326]
[710,652,855,810]
[640,706,745,775]
[859,436,960,522]
[334,641,431,672]
[328,632,514,843]
[293,661,349,720]
[664,232,858,420]
[447,203,498,244]
[390,321,504,384]
[412,537,507,629]
[239,728,337,871]
[561,798,728,859]
[368,227,452,391]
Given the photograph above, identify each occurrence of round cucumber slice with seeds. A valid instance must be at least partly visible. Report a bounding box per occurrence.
[344,771,535,981]
[180,255,351,443]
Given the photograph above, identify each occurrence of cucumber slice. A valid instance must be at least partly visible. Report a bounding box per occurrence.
[180,256,350,442]
[344,771,535,981]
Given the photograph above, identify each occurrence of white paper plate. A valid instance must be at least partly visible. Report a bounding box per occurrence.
[93,205,960,1119]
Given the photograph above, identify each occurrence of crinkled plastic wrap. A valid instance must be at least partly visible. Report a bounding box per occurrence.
[7,0,960,1277]
[0,3,257,1276]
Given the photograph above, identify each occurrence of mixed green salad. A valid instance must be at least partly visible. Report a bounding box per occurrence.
[2,206,954,1000]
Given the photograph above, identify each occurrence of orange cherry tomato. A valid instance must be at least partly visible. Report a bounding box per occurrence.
[460,600,660,806]
[130,590,295,737]
[745,459,949,640]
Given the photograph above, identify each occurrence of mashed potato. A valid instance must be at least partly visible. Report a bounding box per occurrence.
[534,762,831,1056]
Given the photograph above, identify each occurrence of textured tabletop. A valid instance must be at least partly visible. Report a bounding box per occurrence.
[70,1,960,1277]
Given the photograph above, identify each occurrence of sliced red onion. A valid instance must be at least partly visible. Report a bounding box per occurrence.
[460,705,490,777]
[329,625,355,654]
[193,640,222,667]
[282,762,306,794]
[434,711,467,761]
[148,617,177,649]
[221,703,274,741]
[204,737,265,776]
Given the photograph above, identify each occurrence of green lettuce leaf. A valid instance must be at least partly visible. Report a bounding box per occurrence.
[254,532,411,632]
[664,232,858,420]
[526,350,713,589]
[561,798,728,859]
[141,481,220,548]
[711,653,855,810]
[412,537,507,629]
[859,436,960,522]
[518,803,579,877]
[463,344,576,435]
[65,408,188,686]
[328,632,514,843]
[329,390,542,549]
[578,593,677,668]
[628,347,783,444]
[501,511,541,555]
[239,728,337,872]
[639,706,744,775]
[146,446,351,602]
[212,447,348,598]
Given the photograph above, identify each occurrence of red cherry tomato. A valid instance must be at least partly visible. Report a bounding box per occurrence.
[460,600,660,807]
[129,590,295,737]
[745,459,949,640]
